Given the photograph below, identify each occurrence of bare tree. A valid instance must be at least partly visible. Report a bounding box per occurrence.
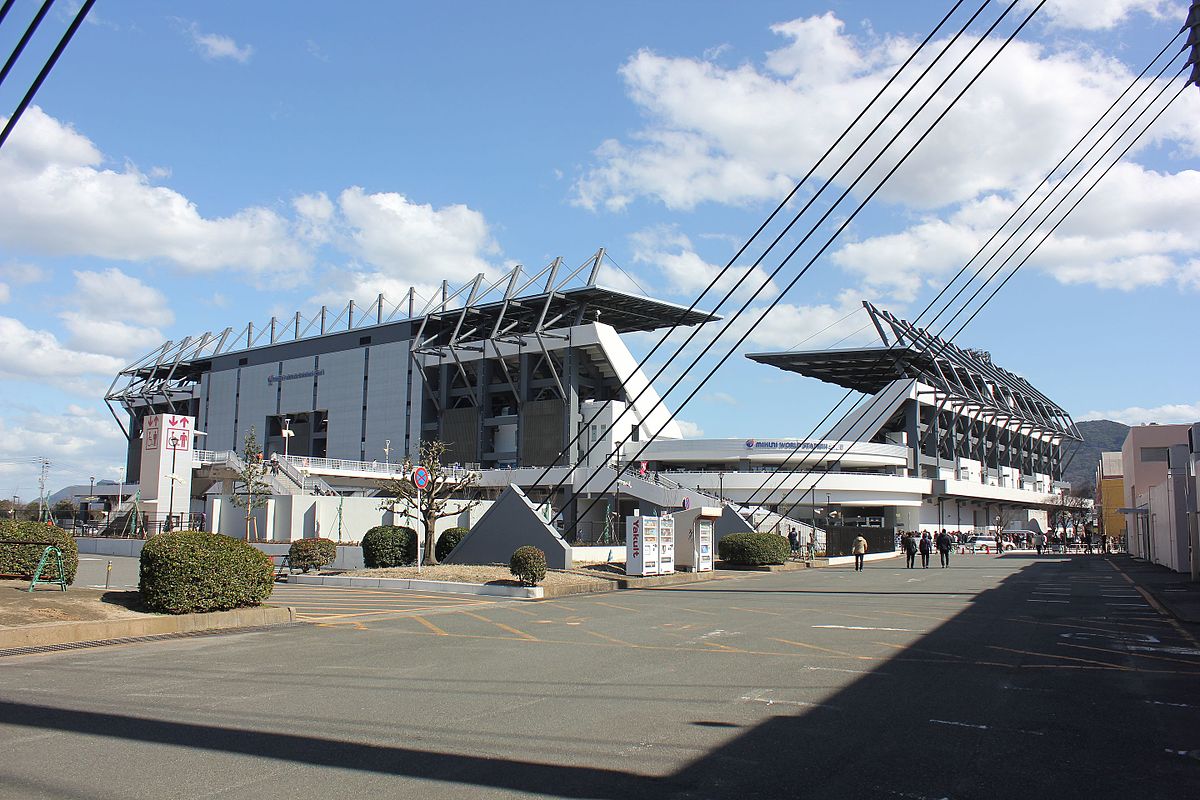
[229,428,272,540]
[377,440,479,565]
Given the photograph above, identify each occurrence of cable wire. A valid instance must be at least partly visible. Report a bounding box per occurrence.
[526,0,981,495]
[736,31,1187,518]
[568,2,1045,535]
[763,64,1189,530]
[0,0,93,150]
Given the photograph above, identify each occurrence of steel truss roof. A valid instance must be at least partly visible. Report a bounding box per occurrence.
[747,302,1081,443]
[105,249,717,438]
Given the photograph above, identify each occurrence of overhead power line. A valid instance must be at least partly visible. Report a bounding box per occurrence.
[524,0,981,497]
[750,46,1191,528]
[567,2,1047,536]
[740,26,1189,515]
[0,0,94,150]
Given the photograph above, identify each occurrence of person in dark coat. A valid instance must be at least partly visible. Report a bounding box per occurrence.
[935,529,953,568]
[903,532,918,569]
[918,532,932,568]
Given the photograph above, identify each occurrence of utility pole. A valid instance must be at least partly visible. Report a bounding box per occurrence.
[37,459,49,522]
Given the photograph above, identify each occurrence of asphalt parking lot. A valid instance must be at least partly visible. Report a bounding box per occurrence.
[1,553,1197,799]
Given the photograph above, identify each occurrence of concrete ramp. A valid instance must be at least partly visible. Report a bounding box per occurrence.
[715,505,756,543]
[443,484,571,569]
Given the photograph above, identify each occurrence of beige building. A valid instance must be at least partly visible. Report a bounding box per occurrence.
[1095,451,1126,546]
[1121,424,1191,570]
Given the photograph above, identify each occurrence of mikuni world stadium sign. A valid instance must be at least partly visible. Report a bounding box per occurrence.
[744,439,846,451]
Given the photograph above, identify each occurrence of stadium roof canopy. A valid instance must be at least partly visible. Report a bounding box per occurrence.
[105,250,717,430]
[747,302,1080,441]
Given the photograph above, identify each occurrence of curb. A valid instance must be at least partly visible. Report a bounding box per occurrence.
[290,574,545,599]
[0,605,296,650]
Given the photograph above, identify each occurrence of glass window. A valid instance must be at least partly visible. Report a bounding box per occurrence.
[1140,447,1169,463]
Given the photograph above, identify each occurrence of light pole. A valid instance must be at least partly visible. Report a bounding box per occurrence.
[281,418,293,459]
[167,435,179,530]
[718,470,725,505]
[384,439,392,469]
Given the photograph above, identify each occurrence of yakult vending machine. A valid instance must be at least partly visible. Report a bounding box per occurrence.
[626,515,659,576]
[627,515,676,576]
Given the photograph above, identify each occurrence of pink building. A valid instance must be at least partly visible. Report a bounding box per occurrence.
[1121,424,1191,570]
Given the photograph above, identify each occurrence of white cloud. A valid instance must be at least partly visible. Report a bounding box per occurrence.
[1080,401,1200,426]
[630,226,779,302]
[0,262,47,285]
[187,25,254,63]
[1038,0,1180,30]
[834,163,1200,295]
[0,107,308,274]
[70,268,173,327]
[0,404,129,495]
[0,317,124,383]
[573,16,1200,214]
[339,187,498,282]
[675,419,705,438]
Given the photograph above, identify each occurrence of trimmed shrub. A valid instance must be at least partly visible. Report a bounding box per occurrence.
[288,537,337,573]
[717,532,790,566]
[361,525,417,568]
[140,531,274,614]
[510,545,547,586]
[0,520,78,584]
[435,527,469,562]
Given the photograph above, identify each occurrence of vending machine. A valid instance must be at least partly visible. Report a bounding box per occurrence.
[669,507,720,572]
[658,516,675,574]
[626,515,659,576]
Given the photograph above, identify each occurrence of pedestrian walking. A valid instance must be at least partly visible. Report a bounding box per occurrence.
[903,531,918,569]
[936,529,953,568]
[919,532,932,568]
[807,530,816,561]
[1034,531,1046,555]
[788,528,800,558]
[852,534,868,571]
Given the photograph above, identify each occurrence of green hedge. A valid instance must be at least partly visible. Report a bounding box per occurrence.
[717,532,790,566]
[435,527,469,562]
[0,521,78,584]
[510,545,547,586]
[361,525,417,568]
[139,531,274,614]
[288,538,337,573]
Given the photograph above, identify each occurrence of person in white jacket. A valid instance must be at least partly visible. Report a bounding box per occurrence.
[852,535,868,571]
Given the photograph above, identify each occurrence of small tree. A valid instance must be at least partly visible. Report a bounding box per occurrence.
[52,499,77,522]
[229,428,272,540]
[377,440,478,565]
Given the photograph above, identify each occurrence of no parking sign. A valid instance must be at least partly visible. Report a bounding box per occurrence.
[411,465,430,490]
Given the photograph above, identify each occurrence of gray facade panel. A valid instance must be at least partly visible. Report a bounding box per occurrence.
[204,369,239,451]
[316,349,366,459]
[236,362,281,446]
[279,355,318,414]
[364,341,410,463]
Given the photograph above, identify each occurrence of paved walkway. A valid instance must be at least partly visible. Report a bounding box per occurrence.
[1106,554,1200,623]
[1,553,1197,799]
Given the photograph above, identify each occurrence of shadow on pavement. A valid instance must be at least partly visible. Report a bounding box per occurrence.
[1,557,1198,798]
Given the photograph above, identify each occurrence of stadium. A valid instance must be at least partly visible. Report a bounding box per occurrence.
[103,252,1078,546]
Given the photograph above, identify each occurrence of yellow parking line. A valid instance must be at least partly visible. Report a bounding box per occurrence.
[459,610,539,641]
[769,637,862,659]
[594,601,639,613]
[413,615,449,636]
[987,645,1130,671]
[585,630,636,647]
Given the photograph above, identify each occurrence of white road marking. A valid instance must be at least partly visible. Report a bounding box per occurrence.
[1027,599,1068,603]
[811,625,919,632]
[931,719,988,730]
[1146,700,1195,709]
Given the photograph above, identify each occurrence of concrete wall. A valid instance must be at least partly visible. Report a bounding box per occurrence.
[206,494,492,543]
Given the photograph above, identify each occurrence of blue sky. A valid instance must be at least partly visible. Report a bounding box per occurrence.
[1,0,1198,498]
